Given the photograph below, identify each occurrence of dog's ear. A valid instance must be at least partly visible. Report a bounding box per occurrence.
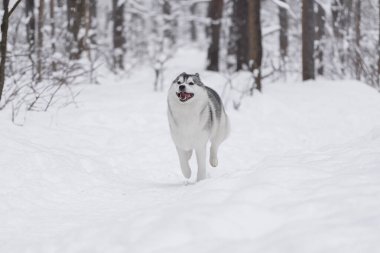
[195,73,199,77]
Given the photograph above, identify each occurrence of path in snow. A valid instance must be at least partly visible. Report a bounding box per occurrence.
[1,48,380,253]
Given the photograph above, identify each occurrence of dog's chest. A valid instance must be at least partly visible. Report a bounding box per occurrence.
[168,104,210,148]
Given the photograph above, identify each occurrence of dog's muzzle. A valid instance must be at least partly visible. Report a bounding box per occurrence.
[176,92,194,102]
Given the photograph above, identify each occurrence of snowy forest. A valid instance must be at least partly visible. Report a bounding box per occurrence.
[0,0,379,117]
[1,0,380,252]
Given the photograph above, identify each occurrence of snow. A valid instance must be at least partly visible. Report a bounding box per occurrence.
[2,48,380,253]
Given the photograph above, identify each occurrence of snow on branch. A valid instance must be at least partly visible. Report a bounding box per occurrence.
[271,0,296,19]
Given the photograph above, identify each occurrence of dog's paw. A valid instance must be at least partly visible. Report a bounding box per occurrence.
[209,156,218,167]
[181,166,191,179]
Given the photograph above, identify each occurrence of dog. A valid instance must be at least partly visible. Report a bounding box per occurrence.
[167,72,230,181]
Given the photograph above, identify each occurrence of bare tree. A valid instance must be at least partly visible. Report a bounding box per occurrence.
[247,0,262,92]
[0,0,22,101]
[316,3,325,75]
[67,0,86,60]
[235,0,248,70]
[279,0,288,60]
[25,0,36,53]
[50,0,56,71]
[113,0,125,70]
[190,3,198,42]
[88,0,97,46]
[163,0,176,45]
[206,0,224,71]
[354,0,361,80]
[302,0,315,80]
[37,0,45,82]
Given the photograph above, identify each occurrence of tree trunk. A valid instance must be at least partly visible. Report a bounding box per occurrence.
[227,0,237,70]
[50,0,56,71]
[37,0,44,82]
[354,0,361,80]
[58,0,64,8]
[279,0,288,60]
[302,0,315,80]
[89,0,97,46]
[25,0,36,53]
[163,0,175,45]
[316,3,325,75]
[332,0,343,39]
[0,0,10,101]
[190,3,197,42]
[67,0,86,60]
[206,0,224,71]
[235,0,248,70]
[112,0,125,70]
[247,0,262,92]
[0,0,21,101]
[378,0,380,87]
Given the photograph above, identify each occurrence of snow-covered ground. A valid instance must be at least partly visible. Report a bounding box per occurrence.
[2,48,380,253]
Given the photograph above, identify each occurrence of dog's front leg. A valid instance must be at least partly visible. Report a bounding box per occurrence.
[176,147,192,179]
[195,145,207,181]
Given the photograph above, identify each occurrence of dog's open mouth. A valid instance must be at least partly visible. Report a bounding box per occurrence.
[176,92,194,102]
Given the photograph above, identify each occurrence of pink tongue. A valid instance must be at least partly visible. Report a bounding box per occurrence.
[180,93,187,99]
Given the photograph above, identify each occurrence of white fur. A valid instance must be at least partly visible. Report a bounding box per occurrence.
[167,80,230,181]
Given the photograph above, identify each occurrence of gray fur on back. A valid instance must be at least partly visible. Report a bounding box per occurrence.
[205,86,222,120]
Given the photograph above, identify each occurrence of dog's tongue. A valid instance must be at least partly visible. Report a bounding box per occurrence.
[180,92,187,100]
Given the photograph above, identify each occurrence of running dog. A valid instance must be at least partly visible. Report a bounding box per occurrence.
[167,72,230,181]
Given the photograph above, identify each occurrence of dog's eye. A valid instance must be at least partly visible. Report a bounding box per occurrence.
[188,82,194,85]
[177,81,181,84]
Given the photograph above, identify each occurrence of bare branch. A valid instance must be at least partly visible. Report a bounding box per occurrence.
[8,0,22,17]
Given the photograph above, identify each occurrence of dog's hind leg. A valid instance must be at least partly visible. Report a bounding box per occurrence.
[195,145,207,181]
[209,143,219,167]
[176,147,192,179]
[210,116,230,167]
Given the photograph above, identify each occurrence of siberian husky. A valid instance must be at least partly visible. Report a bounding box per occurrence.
[167,72,230,181]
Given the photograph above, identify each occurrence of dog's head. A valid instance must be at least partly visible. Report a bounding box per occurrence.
[169,72,204,103]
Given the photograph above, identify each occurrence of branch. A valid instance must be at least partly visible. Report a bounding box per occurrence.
[8,0,22,18]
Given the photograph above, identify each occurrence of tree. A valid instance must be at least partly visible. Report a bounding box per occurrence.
[354,0,361,80]
[67,0,86,60]
[378,0,380,86]
[37,0,45,82]
[0,0,22,101]
[235,0,249,70]
[302,0,315,80]
[25,0,36,54]
[163,0,175,45]
[227,0,248,71]
[279,0,288,60]
[247,0,262,92]
[316,3,326,75]
[331,0,353,75]
[206,0,224,71]
[112,0,125,70]
[88,0,97,46]
[190,3,198,42]
[50,0,56,71]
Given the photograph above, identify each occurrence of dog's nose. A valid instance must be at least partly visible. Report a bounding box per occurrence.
[179,85,186,91]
